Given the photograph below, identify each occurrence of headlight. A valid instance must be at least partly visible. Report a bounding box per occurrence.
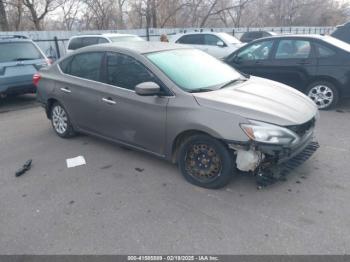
[240,120,299,145]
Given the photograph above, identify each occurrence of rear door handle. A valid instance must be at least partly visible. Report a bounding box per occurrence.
[297,60,311,65]
[102,97,116,105]
[60,87,71,93]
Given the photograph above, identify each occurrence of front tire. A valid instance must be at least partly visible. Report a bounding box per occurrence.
[178,134,235,189]
[50,102,75,138]
[306,81,339,110]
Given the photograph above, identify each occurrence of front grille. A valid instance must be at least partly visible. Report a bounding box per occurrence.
[287,117,315,137]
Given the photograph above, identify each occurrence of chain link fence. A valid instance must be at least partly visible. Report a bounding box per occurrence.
[0,26,335,60]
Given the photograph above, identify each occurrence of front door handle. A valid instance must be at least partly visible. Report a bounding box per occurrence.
[60,87,71,93]
[102,97,116,105]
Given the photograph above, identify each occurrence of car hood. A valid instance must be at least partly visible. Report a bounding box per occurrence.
[193,76,318,126]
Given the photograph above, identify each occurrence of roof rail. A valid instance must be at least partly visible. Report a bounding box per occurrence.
[0,35,29,40]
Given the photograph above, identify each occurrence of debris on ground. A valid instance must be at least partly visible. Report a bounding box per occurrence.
[66,156,86,168]
[135,167,144,172]
[15,159,32,177]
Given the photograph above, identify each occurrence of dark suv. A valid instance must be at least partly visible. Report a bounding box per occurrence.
[331,22,350,44]
[0,35,49,97]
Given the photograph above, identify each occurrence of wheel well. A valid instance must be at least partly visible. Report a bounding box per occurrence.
[306,77,341,95]
[171,130,212,163]
[46,98,58,119]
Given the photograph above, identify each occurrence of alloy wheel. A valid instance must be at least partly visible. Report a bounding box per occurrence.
[308,84,334,109]
[52,105,68,134]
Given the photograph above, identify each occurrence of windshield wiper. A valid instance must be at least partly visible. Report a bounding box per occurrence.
[188,88,215,93]
[13,58,38,61]
[218,77,247,89]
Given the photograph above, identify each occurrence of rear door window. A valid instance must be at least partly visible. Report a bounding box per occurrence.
[81,37,100,47]
[315,43,336,58]
[68,52,104,81]
[68,38,83,50]
[68,37,103,50]
[98,37,109,44]
[275,40,311,59]
[0,42,43,63]
[203,34,223,46]
[176,35,204,45]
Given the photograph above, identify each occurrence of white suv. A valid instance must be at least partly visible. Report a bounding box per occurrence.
[66,33,144,53]
[172,32,244,59]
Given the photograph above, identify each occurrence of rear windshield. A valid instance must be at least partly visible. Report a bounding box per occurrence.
[0,42,43,63]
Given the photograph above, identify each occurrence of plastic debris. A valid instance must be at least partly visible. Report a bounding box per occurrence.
[66,156,86,168]
[15,159,32,177]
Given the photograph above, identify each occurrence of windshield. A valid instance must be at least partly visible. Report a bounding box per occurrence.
[109,36,144,42]
[0,42,43,63]
[217,33,241,44]
[147,49,242,92]
[323,35,350,52]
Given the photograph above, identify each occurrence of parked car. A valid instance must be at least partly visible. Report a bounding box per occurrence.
[172,32,244,59]
[0,35,50,97]
[66,33,144,53]
[331,22,350,44]
[240,31,277,43]
[36,42,319,189]
[225,34,350,109]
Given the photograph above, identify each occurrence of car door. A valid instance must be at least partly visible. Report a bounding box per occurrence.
[269,39,317,91]
[97,52,169,155]
[55,52,106,132]
[227,39,276,78]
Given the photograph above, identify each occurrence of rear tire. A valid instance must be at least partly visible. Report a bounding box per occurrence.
[50,102,75,138]
[178,134,235,189]
[306,81,339,110]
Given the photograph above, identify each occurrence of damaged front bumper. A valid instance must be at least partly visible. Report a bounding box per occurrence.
[227,131,320,188]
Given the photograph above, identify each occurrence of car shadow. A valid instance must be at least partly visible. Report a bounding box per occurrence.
[335,98,350,112]
[0,94,38,113]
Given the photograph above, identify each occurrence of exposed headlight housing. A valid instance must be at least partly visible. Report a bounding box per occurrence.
[240,120,299,145]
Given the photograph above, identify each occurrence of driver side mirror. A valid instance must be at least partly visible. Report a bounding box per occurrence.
[135,82,160,96]
[217,41,225,47]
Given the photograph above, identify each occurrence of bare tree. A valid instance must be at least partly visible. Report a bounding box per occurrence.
[23,0,59,30]
[83,0,117,29]
[58,0,81,30]
[117,0,127,28]
[0,0,9,31]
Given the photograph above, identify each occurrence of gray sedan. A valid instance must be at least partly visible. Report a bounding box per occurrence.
[36,42,319,189]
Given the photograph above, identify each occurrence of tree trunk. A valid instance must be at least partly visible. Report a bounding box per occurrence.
[15,0,23,30]
[151,0,157,28]
[200,0,218,27]
[0,0,9,31]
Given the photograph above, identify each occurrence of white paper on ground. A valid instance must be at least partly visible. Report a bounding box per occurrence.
[66,156,86,168]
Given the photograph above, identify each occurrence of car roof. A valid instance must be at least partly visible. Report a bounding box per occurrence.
[0,38,33,43]
[250,34,329,42]
[69,33,138,39]
[175,32,226,36]
[74,41,190,55]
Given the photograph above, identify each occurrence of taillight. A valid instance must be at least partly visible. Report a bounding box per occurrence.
[33,73,41,87]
